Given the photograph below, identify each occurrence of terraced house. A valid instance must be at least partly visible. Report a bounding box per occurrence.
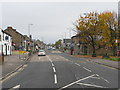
[4,27,25,50]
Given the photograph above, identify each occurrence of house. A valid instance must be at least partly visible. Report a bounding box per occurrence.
[0,28,12,55]
[4,27,26,50]
[71,35,88,55]
[34,40,45,49]
[62,39,71,47]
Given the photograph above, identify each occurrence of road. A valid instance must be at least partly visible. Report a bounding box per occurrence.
[2,50,119,89]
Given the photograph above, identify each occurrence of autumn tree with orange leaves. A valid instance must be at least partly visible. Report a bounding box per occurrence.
[98,11,118,56]
[75,11,118,56]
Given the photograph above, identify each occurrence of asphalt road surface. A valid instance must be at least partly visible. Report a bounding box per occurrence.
[2,50,119,90]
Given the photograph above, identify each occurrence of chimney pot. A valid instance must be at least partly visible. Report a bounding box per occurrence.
[7,27,13,29]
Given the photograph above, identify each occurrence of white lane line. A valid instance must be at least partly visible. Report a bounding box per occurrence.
[54,74,57,84]
[83,67,92,72]
[47,55,58,84]
[95,74,109,83]
[77,83,107,88]
[53,67,56,73]
[90,77,100,79]
[101,77,110,83]
[75,63,80,66]
[59,74,96,90]
[47,55,52,63]
[52,63,54,67]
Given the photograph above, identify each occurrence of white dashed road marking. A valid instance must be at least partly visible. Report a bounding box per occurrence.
[47,55,58,84]
[52,63,54,67]
[53,67,56,73]
[83,67,92,72]
[47,56,52,63]
[54,74,57,84]
[75,63,80,66]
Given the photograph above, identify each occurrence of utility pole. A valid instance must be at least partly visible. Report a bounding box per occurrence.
[28,24,33,52]
[28,24,33,38]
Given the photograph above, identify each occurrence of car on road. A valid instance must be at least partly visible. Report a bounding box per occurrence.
[52,47,56,50]
[38,50,46,56]
[48,48,52,50]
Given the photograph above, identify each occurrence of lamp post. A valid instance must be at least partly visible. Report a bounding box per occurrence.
[28,24,33,38]
[28,24,33,52]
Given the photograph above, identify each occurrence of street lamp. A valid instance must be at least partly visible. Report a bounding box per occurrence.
[28,24,33,52]
[28,24,33,37]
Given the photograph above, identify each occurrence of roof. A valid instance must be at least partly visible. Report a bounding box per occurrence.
[4,27,24,37]
[0,29,12,37]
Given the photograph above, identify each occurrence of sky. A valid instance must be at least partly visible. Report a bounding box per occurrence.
[0,1,118,44]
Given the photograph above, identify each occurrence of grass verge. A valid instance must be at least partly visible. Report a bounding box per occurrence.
[104,57,120,61]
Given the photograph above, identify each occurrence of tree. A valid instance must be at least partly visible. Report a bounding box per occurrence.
[98,11,118,56]
[75,11,118,56]
[54,39,62,49]
[75,12,100,57]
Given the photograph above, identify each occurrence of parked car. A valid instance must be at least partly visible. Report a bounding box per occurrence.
[38,50,46,56]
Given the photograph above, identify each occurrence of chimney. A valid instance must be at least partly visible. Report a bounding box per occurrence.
[7,27,13,29]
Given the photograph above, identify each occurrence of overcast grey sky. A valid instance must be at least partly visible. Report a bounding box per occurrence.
[1,2,118,44]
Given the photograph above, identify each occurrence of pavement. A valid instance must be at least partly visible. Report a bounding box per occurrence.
[88,58,119,69]
[0,52,30,80]
[2,50,119,89]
